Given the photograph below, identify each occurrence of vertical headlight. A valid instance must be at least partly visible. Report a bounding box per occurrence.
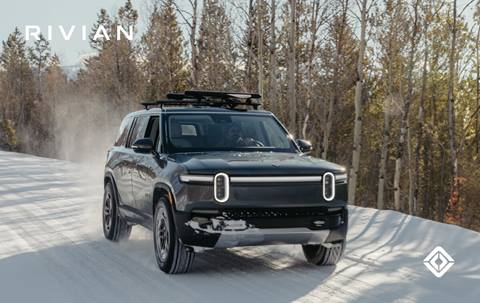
[323,172,335,201]
[214,173,229,203]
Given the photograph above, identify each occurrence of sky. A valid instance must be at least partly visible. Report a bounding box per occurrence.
[0,0,147,66]
[0,0,477,66]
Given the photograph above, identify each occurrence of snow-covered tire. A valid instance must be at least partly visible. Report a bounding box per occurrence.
[153,197,194,274]
[302,240,345,266]
[103,182,132,242]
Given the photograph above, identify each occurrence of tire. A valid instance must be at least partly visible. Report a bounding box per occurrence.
[302,240,345,266]
[103,182,132,242]
[153,197,194,274]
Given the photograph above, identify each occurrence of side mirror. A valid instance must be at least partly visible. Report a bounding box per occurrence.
[296,139,313,153]
[132,138,154,153]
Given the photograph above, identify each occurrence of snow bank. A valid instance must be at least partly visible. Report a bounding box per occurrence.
[0,151,478,303]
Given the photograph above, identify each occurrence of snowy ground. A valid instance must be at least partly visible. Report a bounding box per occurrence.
[0,151,479,303]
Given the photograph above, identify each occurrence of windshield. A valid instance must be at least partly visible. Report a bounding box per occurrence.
[166,113,297,153]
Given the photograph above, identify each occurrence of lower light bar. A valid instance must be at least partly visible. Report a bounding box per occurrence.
[179,175,213,183]
[230,176,322,183]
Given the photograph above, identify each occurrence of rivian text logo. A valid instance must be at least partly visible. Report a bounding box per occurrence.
[423,246,454,278]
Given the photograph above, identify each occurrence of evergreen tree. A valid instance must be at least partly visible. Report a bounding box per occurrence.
[197,0,238,89]
[118,0,138,31]
[0,28,36,152]
[43,54,68,158]
[89,9,113,51]
[29,34,51,78]
[0,28,35,126]
[141,0,188,99]
[81,1,141,109]
[29,34,52,100]
[239,0,271,92]
[44,54,67,111]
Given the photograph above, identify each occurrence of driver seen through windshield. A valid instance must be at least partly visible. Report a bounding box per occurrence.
[167,113,296,152]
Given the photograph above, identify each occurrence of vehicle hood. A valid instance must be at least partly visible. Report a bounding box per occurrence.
[169,152,346,176]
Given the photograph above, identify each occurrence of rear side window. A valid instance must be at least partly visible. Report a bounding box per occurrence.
[127,115,149,147]
[114,116,133,147]
[145,116,160,149]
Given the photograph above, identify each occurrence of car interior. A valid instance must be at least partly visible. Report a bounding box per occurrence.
[168,115,271,149]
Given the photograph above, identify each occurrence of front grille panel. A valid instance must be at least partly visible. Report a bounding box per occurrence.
[222,207,331,219]
[190,207,345,230]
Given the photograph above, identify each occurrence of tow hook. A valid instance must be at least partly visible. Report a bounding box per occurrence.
[211,217,249,231]
[186,216,252,233]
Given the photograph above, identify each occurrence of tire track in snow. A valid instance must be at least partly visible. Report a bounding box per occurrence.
[8,196,194,303]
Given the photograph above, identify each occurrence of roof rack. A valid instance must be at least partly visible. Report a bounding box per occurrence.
[141,90,262,110]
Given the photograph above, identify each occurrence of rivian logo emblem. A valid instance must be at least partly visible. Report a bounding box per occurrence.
[423,246,454,278]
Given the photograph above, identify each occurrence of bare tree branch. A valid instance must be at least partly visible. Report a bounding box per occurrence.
[172,1,193,28]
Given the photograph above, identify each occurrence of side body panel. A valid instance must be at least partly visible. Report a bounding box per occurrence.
[109,147,136,207]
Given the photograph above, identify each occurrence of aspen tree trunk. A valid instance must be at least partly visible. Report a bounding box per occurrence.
[377,1,397,210]
[376,28,397,209]
[377,109,391,209]
[415,11,430,215]
[301,0,320,139]
[348,0,367,205]
[190,0,199,87]
[423,133,432,218]
[428,64,439,217]
[407,123,415,214]
[321,85,335,158]
[447,0,458,206]
[287,0,297,136]
[439,147,447,221]
[257,0,264,97]
[476,24,480,155]
[393,0,419,211]
[322,0,348,159]
[246,0,255,90]
[429,34,442,214]
[268,0,278,114]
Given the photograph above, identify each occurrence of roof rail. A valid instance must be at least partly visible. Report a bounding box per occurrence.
[141,90,262,110]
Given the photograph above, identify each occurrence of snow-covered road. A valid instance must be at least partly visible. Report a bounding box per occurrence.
[0,151,479,303]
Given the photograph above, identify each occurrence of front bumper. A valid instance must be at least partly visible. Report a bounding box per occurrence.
[187,226,331,248]
[174,207,348,248]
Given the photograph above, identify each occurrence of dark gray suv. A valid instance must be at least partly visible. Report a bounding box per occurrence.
[103,91,348,274]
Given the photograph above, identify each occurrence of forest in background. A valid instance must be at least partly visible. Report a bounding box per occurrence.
[1,0,480,231]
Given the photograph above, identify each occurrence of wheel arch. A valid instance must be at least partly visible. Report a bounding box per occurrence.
[104,172,114,187]
[104,172,121,207]
[152,182,176,216]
